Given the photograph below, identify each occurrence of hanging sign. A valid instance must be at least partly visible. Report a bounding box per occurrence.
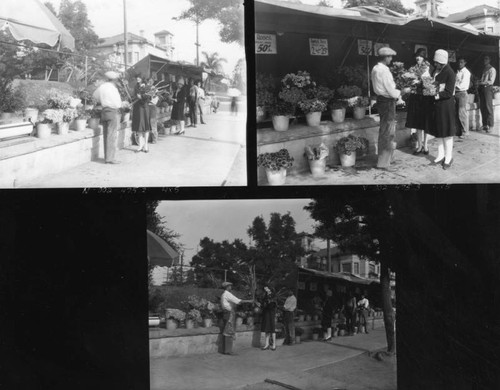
[374,43,389,56]
[358,39,373,55]
[255,33,277,54]
[309,38,328,56]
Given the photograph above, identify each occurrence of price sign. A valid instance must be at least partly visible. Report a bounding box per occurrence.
[309,38,328,56]
[255,33,277,54]
[358,39,373,56]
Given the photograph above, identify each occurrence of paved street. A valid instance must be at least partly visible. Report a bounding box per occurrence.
[23,108,246,188]
[150,327,393,390]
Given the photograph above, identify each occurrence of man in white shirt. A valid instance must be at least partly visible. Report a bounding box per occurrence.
[196,80,206,125]
[478,55,497,132]
[371,47,410,170]
[282,289,297,345]
[357,294,370,334]
[220,282,253,355]
[92,71,123,164]
[455,57,471,138]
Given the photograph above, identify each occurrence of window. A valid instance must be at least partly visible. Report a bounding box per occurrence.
[342,263,352,273]
[134,52,139,63]
[354,262,360,275]
[369,264,375,274]
[127,52,133,64]
[487,27,494,33]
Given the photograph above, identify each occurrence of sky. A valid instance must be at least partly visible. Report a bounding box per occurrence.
[156,199,321,265]
[47,0,245,75]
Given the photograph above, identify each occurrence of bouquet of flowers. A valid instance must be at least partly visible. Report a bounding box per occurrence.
[47,89,72,109]
[186,309,202,322]
[43,109,64,123]
[268,100,295,117]
[166,308,186,322]
[422,76,437,96]
[62,108,76,123]
[390,62,417,90]
[257,149,294,171]
[298,98,327,114]
[281,71,315,89]
[353,96,370,108]
[335,134,369,156]
[278,86,306,106]
[304,142,329,161]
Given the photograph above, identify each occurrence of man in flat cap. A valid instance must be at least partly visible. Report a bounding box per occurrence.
[92,71,125,164]
[220,281,253,355]
[371,47,411,170]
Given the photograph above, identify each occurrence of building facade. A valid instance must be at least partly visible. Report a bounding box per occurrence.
[446,5,500,35]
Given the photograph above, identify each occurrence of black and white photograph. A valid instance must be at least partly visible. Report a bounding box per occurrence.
[0,0,246,187]
[255,0,500,185]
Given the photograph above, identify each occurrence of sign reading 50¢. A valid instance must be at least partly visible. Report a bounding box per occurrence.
[255,33,277,54]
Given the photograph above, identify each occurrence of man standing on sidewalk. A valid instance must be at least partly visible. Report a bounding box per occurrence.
[371,47,410,171]
[220,282,253,355]
[188,79,198,128]
[455,57,471,139]
[92,71,123,164]
[478,55,497,133]
[196,80,206,125]
[357,294,370,334]
[282,289,296,345]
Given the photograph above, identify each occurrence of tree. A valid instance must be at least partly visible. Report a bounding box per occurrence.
[58,0,100,54]
[44,1,58,16]
[342,0,414,14]
[175,0,244,45]
[232,57,246,93]
[200,51,227,90]
[317,0,333,6]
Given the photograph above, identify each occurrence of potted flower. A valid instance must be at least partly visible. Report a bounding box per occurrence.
[295,327,304,343]
[36,117,53,139]
[235,311,247,327]
[42,109,63,132]
[165,309,186,330]
[256,73,276,122]
[78,89,96,110]
[297,310,305,322]
[74,107,90,131]
[200,301,217,328]
[298,98,327,126]
[246,311,255,327]
[352,96,370,120]
[185,309,202,329]
[269,100,295,131]
[330,100,347,123]
[335,134,369,167]
[304,142,329,177]
[257,149,294,186]
[312,327,322,341]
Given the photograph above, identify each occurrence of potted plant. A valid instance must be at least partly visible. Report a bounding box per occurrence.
[295,327,304,344]
[0,78,27,121]
[305,313,312,322]
[257,149,294,186]
[235,311,246,327]
[304,142,329,177]
[87,108,101,131]
[256,73,276,122]
[36,117,53,139]
[269,100,294,131]
[312,327,322,341]
[330,100,347,123]
[165,309,185,330]
[297,310,305,322]
[74,107,90,131]
[56,108,76,135]
[78,89,96,110]
[246,311,255,327]
[352,96,370,120]
[298,98,327,126]
[185,309,202,329]
[335,134,369,167]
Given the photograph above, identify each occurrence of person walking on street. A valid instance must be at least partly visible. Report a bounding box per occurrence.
[455,57,471,139]
[343,291,357,336]
[92,71,124,164]
[258,286,278,351]
[188,79,198,128]
[321,290,335,341]
[196,80,206,124]
[371,47,411,170]
[357,294,370,334]
[220,282,253,355]
[170,78,187,135]
[478,55,497,133]
[429,49,457,170]
[282,289,296,345]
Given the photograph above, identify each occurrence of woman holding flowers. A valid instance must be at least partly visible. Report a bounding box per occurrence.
[132,75,152,153]
[405,48,434,155]
[170,78,188,135]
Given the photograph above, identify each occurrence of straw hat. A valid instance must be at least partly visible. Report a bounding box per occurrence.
[434,49,449,64]
[378,47,397,56]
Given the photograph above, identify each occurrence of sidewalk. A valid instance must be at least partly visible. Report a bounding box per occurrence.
[150,327,391,390]
[22,111,246,188]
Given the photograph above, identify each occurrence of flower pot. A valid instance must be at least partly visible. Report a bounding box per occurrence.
[312,333,319,341]
[185,319,194,329]
[265,168,287,186]
[353,106,366,120]
[203,318,213,328]
[295,336,301,344]
[257,106,266,123]
[331,108,346,123]
[305,315,312,322]
[75,119,87,131]
[353,326,358,334]
[24,108,39,123]
[236,317,243,327]
[149,317,160,327]
[298,315,305,322]
[306,111,322,126]
[88,117,100,131]
[246,316,254,327]
[308,158,326,177]
[339,329,345,336]
[339,151,357,167]
[272,115,290,131]
[57,122,70,135]
[166,319,178,330]
[36,123,51,139]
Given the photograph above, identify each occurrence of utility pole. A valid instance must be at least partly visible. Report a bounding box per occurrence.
[195,16,201,66]
[123,0,128,71]
[327,238,331,273]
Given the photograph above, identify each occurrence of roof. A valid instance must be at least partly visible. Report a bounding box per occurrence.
[314,247,341,258]
[97,32,154,48]
[299,267,377,285]
[446,5,499,23]
[155,30,173,36]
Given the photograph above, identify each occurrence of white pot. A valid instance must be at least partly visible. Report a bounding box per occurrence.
[353,106,366,120]
[36,123,52,139]
[340,151,357,167]
[331,108,346,123]
[75,119,87,131]
[272,115,290,131]
[265,168,287,185]
[306,111,322,126]
[149,317,160,327]
[308,158,327,177]
[236,317,243,327]
[166,319,178,330]
[57,122,70,135]
[185,319,194,329]
[203,318,213,328]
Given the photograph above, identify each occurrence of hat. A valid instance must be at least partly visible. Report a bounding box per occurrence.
[378,47,397,57]
[434,49,448,65]
[105,71,120,80]
[177,77,185,85]
[414,48,427,58]
[222,282,233,288]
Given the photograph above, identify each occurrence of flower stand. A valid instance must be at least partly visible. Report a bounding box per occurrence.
[308,158,327,177]
[331,108,346,123]
[36,123,51,139]
[166,319,178,330]
[265,168,287,186]
[306,111,321,126]
[340,152,356,167]
[272,115,290,131]
[353,107,366,120]
[57,122,70,135]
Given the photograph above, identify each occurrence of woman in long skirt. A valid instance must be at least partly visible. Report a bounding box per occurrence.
[170,78,188,135]
[132,75,151,153]
[259,286,277,351]
[429,50,458,169]
[321,290,335,341]
[406,48,434,155]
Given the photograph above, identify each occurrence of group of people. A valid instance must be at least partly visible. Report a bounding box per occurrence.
[169,77,207,136]
[372,46,496,171]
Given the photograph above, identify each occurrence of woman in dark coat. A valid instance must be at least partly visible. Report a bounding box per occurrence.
[429,49,458,169]
[259,286,277,351]
[405,48,434,155]
[321,289,335,341]
[132,75,152,152]
[170,77,187,135]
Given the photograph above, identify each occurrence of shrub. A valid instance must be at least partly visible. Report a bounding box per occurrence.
[335,134,369,156]
[0,78,27,113]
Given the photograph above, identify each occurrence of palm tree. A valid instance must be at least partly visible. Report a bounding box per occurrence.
[200,51,227,91]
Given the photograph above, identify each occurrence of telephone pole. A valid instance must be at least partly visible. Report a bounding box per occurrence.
[123,0,128,71]
[195,16,201,66]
